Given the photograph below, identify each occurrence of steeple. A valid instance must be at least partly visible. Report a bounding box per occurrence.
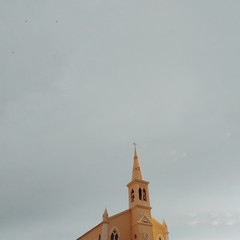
[132,143,143,180]
[127,144,153,240]
[127,143,150,209]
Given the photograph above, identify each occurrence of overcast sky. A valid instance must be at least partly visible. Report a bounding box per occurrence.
[1,1,240,240]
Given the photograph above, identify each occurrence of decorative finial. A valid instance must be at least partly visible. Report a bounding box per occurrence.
[102,208,108,222]
[133,142,137,150]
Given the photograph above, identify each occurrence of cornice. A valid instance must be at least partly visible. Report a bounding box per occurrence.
[126,179,150,187]
[130,204,152,210]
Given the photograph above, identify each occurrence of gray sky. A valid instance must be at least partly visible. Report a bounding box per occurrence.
[1,1,240,240]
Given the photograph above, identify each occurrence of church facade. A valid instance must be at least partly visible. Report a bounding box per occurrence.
[77,147,169,240]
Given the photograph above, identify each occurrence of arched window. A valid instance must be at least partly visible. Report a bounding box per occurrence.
[138,188,142,200]
[143,188,147,201]
[131,189,135,202]
[156,233,164,240]
[111,230,119,240]
[99,234,101,240]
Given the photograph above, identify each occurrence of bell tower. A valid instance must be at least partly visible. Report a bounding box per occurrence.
[127,143,154,240]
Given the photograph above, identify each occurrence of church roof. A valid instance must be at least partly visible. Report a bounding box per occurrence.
[108,209,130,220]
[76,222,102,240]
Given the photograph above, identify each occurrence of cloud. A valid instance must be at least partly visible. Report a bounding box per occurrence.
[210,213,219,218]
[211,221,220,226]
[189,220,200,226]
[182,152,187,157]
[171,150,176,156]
[188,212,198,218]
[224,213,233,218]
[226,221,235,226]
[225,131,231,137]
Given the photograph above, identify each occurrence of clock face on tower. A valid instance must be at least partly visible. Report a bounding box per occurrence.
[144,234,149,239]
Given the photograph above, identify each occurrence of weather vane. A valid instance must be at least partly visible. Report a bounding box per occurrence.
[133,142,137,150]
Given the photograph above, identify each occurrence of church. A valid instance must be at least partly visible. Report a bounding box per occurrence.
[77,146,169,240]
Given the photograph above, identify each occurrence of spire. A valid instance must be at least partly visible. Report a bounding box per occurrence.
[102,208,108,222]
[132,143,143,180]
